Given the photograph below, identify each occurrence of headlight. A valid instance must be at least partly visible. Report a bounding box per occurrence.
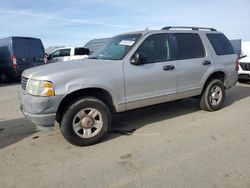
[26,79,55,97]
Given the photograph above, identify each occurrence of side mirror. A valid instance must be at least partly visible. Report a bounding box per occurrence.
[130,53,147,65]
[47,54,53,60]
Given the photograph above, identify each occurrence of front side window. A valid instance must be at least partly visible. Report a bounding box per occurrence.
[51,50,60,57]
[89,34,142,60]
[135,34,172,64]
[173,33,205,60]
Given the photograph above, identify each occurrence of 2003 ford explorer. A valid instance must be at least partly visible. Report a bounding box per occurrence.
[20,26,238,146]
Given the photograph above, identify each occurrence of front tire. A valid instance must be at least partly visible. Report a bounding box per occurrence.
[199,79,225,111]
[60,97,111,146]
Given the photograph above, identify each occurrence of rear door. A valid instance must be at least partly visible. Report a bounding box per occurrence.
[27,39,45,66]
[172,33,210,98]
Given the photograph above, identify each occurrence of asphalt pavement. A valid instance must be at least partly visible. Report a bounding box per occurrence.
[0,83,250,188]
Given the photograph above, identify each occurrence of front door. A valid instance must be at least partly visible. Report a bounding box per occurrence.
[124,33,177,110]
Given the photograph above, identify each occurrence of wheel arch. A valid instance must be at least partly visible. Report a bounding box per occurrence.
[56,88,117,124]
[201,71,227,94]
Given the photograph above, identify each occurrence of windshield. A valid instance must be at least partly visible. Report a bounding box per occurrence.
[89,34,142,60]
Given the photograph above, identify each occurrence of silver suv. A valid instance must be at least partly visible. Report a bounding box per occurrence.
[20,26,238,146]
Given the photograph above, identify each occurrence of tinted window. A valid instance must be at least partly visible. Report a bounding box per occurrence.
[75,48,90,55]
[28,39,44,58]
[136,34,172,64]
[174,33,205,60]
[207,34,236,55]
[13,39,30,57]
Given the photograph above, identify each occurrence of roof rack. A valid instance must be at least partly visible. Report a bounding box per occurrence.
[161,26,217,31]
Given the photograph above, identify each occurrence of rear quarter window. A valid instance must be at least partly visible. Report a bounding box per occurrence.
[207,33,236,55]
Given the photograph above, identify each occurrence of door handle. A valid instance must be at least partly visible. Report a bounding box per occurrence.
[202,60,211,65]
[163,65,175,71]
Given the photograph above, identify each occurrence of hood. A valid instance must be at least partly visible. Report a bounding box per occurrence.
[22,59,122,81]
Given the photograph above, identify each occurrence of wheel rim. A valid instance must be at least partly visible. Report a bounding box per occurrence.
[208,86,223,106]
[72,108,103,138]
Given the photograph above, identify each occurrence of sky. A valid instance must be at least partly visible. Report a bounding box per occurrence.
[0,0,250,47]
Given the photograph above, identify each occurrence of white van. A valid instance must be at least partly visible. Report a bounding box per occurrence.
[48,47,89,63]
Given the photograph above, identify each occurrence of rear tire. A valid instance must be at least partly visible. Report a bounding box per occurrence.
[60,97,111,146]
[199,79,225,111]
[0,73,10,84]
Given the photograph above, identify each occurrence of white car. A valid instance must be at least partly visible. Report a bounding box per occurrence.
[238,56,250,83]
[48,47,89,63]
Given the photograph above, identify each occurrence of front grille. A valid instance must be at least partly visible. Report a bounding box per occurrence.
[21,76,28,90]
[240,63,250,71]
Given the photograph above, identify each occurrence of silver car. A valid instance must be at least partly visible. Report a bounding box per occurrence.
[20,26,238,146]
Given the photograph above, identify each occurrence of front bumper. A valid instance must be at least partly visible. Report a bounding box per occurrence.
[238,66,250,80]
[20,90,64,127]
[238,74,250,81]
[21,106,56,127]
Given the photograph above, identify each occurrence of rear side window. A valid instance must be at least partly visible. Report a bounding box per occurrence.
[174,33,205,60]
[60,49,71,56]
[75,48,90,55]
[207,33,236,55]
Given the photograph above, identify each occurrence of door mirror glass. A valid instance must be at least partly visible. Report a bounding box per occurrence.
[130,53,147,65]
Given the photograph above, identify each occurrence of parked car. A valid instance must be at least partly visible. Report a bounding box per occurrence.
[48,47,90,63]
[0,36,45,83]
[238,42,250,83]
[238,56,250,83]
[84,38,110,54]
[20,26,238,146]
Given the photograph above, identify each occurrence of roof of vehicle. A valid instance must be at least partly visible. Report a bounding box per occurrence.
[0,36,41,40]
[118,26,220,37]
